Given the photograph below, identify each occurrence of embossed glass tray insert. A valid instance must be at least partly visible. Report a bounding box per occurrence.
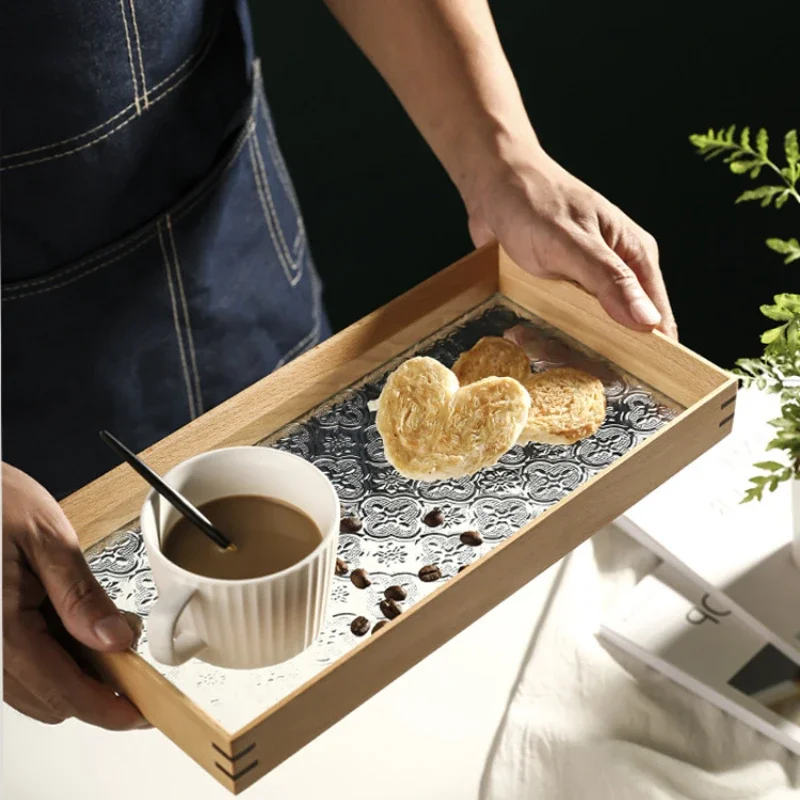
[86,297,680,733]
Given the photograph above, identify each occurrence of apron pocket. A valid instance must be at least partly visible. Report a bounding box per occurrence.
[2,61,326,498]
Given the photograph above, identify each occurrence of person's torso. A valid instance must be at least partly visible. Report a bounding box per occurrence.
[1,0,256,277]
[1,0,330,498]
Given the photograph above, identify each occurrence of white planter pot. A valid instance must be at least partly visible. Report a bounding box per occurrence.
[793,478,800,570]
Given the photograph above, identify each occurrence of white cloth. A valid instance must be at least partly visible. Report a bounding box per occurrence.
[481,526,800,800]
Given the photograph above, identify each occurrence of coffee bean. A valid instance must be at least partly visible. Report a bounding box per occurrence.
[335,558,349,577]
[350,616,370,636]
[372,620,388,634]
[423,508,445,527]
[350,568,371,589]
[340,514,363,533]
[418,564,442,582]
[380,598,402,620]
[384,585,407,602]
[460,530,483,547]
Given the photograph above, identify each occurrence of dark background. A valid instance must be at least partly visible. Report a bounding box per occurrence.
[251,0,799,369]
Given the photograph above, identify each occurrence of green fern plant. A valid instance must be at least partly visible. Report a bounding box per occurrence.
[689,125,800,502]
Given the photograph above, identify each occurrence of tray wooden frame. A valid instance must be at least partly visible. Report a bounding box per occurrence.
[66,244,736,793]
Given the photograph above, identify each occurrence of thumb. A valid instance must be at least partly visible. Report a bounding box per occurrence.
[24,520,135,653]
[566,243,661,331]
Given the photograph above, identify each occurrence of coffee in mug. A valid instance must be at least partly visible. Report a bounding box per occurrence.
[162,495,323,580]
[140,446,340,669]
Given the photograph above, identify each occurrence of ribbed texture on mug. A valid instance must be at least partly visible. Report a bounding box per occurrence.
[183,533,337,669]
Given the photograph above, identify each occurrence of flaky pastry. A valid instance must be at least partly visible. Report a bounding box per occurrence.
[376,356,530,480]
[520,368,606,444]
[451,336,530,385]
[454,338,606,445]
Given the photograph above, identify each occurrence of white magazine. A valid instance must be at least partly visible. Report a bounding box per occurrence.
[599,562,800,756]
[616,387,800,664]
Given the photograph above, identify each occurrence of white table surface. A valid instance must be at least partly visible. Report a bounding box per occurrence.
[3,564,556,800]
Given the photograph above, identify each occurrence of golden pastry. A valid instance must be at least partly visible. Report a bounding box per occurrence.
[376,356,530,480]
[520,367,606,445]
[451,336,530,385]
[453,338,605,445]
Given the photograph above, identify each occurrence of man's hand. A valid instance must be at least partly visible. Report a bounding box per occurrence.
[324,0,678,340]
[465,148,678,338]
[3,464,146,729]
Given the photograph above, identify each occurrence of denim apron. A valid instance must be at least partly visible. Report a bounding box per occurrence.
[1,0,330,499]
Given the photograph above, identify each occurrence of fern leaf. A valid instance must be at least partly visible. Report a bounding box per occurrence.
[774,294,800,314]
[757,128,769,158]
[785,130,799,172]
[740,126,751,149]
[753,460,785,471]
[741,488,762,503]
[689,133,717,152]
[735,186,786,206]
[789,319,800,349]
[760,304,795,322]
[729,160,758,174]
[766,238,800,264]
[761,325,787,345]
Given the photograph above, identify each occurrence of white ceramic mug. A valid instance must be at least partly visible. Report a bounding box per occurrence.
[140,447,340,669]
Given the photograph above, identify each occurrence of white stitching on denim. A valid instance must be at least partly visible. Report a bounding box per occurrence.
[129,0,149,109]
[250,131,295,266]
[2,234,158,301]
[3,60,262,296]
[3,104,132,162]
[2,114,134,171]
[292,228,308,273]
[247,133,303,288]
[119,0,141,116]
[4,59,258,292]
[249,128,303,286]
[158,220,197,420]
[3,226,156,294]
[254,61,305,257]
[2,58,199,172]
[1,31,217,162]
[254,63,294,202]
[0,31,217,171]
[3,116,255,299]
[150,30,215,93]
[257,86,305,257]
[275,267,321,369]
[256,77,305,256]
[166,214,203,414]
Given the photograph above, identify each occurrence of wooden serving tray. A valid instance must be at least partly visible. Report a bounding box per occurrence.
[67,244,736,794]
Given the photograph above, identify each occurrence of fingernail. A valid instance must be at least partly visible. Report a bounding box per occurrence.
[94,614,134,648]
[631,296,660,327]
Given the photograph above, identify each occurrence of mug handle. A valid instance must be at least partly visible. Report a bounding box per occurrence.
[147,584,205,666]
